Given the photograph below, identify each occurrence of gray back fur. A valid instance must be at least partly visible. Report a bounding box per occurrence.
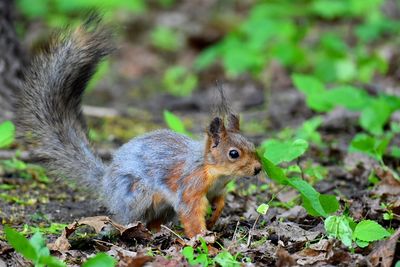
[103,129,205,223]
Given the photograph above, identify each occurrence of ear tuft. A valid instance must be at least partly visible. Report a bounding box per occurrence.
[227,113,240,132]
[208,117,225,147]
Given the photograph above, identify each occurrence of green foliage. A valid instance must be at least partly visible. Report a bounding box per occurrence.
[349,133,392,163]
[163,66,198,97]
[182,238,240,267]
[17,0,145,27]
[182,238,210,266]
[5,226,116,267]
[0,120,15,148]
[22,223,68,236]
[353,220,391,242]
[163,110,191,136]
[324,215,354,247]
[214,251,240,267]
[4,226,66,267]
[325,216,391,248]
[296,117,323,146]
[256,203,269,215]
[1,157,49,183]
[261,156,339,217]
[195,0,394,82]
[86,60,110,93]
[261,139,308,165]
[293,74,400,135]
[151,26,182,52]
[82,253,116,267]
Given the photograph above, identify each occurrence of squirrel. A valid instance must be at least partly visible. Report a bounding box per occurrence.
[16,16,262,238]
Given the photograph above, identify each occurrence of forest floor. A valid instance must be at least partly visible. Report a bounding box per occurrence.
[1,1,400,266]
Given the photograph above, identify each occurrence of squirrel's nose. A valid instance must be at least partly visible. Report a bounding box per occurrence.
[254,166,262,176]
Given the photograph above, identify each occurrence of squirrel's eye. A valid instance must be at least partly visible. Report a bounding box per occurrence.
[228,149,240,159]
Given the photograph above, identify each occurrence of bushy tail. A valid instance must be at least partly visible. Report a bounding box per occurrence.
[16,16,114,189]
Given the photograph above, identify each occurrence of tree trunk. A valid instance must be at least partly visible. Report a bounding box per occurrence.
[0,0,25,121]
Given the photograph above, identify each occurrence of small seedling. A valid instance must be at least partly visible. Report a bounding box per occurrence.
[324,216,391,248]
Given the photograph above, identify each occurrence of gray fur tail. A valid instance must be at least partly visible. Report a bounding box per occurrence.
[16,16,114,189]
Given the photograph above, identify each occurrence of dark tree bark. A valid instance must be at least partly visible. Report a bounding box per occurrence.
[0,0,25,121]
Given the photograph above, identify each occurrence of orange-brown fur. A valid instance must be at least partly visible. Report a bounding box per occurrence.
[207,195,225,229]
[166,162,184,192]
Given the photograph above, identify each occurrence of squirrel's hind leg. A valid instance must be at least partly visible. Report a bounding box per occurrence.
[145,193,175,232]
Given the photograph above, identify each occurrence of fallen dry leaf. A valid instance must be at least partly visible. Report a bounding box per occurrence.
[368,227,400,267]
[78,216,112,233]
[48,216,152,253]
[48,221,79,252]
[275,246,295,267]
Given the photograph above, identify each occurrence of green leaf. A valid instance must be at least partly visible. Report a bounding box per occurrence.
[4,226,38,261]
[288,177,328,217]
[29,232,50,259]
[360,98,392,136]
[260,157,288,185]
[326,86,371,111]
[182,246,194,262]
[151,26,181,52]
[355,239,369,248]
[193,254,209,266]
[214,251,240,267]
[353,220,391,242]
[0,120,15,148]
[82,253,116,267]
[324,215,353,247]
[292,74,332,112]
[256,204,269,215]
[262,139,309,165]
[292,74,325,95]
[303,194,339,216]
[163,66,198,97]
[163,110,190,136]
[296,116,323,145]
[349,133,392,162]
[39,256,66,267]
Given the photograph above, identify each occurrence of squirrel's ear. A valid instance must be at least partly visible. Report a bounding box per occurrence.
[227,113,240,132]
[207,117,225,148]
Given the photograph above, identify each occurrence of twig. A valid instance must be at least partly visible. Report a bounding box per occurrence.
[82,105,120,118]
[161,224,186,243]
[246,214,260,247]
[232,221,240,242]
[0,148,113,161]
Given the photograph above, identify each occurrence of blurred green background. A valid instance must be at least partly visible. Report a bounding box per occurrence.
[15,0,400,98]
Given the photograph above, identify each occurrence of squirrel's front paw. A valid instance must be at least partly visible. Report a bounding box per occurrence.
[186,230,215,246]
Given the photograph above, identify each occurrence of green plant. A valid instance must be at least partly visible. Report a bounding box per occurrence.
[182,238,210,266]
[4,226,66,267]
[163,66,198,97]
[163,110,191,136]
[324,216,391,248]
[82,253,116,267]
[182,238,240,267]
[22,223,68,236]
[260,138,339,217]
[0,120,15,148]
[194,0,393,82]
[293,74,400,135]
[150,26,182,52]
[17,0,145,28]
[4,226,116,267]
